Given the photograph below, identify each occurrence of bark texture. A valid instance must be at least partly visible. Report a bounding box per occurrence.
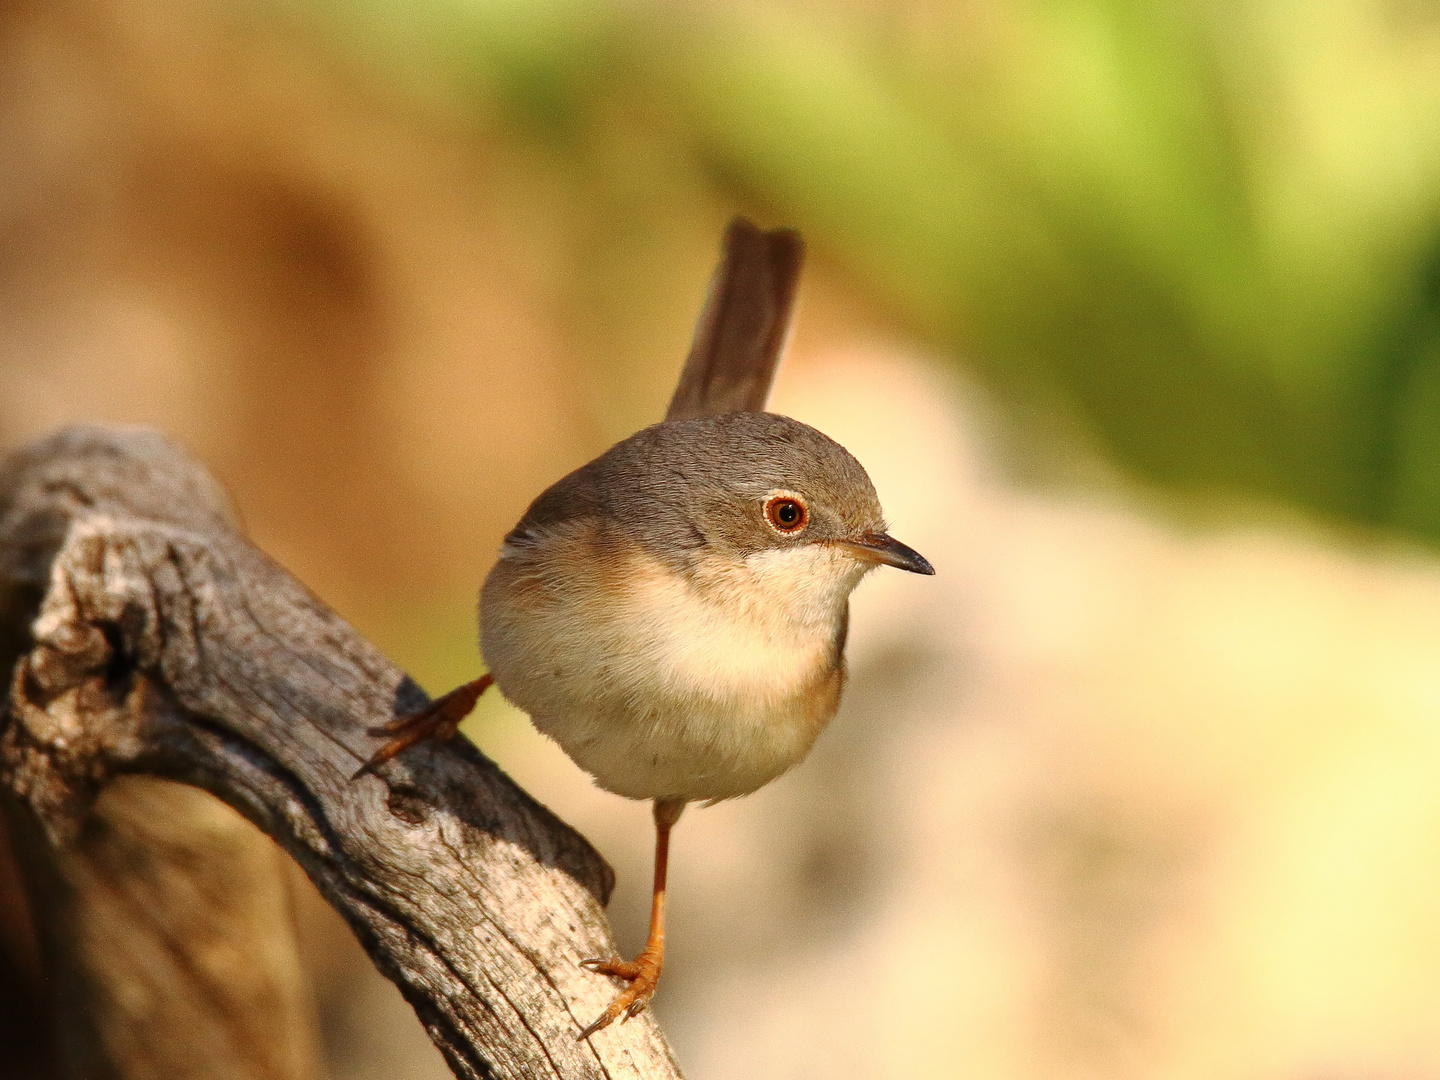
[0,425,682,1080]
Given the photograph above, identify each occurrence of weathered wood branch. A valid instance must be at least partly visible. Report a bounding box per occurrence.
[0,425,682,1080]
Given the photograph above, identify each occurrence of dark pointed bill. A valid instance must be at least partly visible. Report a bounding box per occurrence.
[840,532,935,575]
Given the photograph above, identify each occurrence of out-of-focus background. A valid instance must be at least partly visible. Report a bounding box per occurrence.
[3,0,1440,1076]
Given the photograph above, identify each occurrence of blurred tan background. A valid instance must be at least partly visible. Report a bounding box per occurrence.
[3,0,1440,1077]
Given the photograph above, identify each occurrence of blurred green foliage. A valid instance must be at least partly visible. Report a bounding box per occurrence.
[286,0,1440,539]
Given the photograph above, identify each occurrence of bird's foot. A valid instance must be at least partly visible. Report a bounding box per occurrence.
[577,948,663,1038]
[352,674,493,779]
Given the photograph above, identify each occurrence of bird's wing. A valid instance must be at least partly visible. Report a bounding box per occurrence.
[664,218,805,422]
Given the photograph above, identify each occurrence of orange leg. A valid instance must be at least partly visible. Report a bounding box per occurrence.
[578,797,686,1039]
[352,675,493,779]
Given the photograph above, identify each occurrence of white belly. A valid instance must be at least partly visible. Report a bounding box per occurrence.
[480,534,861,802]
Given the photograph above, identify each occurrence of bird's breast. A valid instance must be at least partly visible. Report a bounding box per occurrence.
[481,529,858,801]
[621,553,838,706]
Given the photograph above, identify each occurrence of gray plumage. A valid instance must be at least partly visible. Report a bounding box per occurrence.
[506,412,885,572]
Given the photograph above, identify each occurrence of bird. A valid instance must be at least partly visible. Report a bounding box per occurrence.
[355,218,934,1039]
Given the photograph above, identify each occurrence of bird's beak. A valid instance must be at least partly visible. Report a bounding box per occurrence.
[838,532,935,575]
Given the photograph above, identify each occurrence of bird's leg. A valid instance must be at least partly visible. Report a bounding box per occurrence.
[352,674,494,779]
[578,797,686,1038]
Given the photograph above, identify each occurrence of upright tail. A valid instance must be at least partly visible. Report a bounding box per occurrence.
[664,218,805,422]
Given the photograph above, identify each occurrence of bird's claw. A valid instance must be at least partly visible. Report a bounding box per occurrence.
[579,956,641,979]
[577,952,662,1038]
[352,675,493,779]
[576,979,657,1039]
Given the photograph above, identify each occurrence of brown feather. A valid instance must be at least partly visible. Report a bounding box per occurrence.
[664,217,804,422]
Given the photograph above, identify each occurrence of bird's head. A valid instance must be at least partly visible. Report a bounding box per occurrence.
[537,413,932,627]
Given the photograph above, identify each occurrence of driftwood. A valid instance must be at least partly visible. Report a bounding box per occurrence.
[0,424,682,1080]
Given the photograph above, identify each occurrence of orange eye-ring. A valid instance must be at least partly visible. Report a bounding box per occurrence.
[764,494,808,533]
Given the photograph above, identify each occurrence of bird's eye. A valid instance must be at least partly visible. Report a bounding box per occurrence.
[764,494,808,534]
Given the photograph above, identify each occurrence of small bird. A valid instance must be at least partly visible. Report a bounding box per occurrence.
[356,219,933,1038]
